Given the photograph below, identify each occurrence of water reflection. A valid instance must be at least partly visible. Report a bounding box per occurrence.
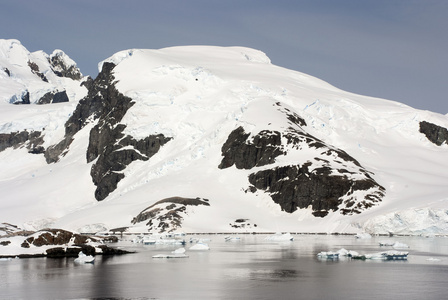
[2,235,448,299]
[250,269,302,281]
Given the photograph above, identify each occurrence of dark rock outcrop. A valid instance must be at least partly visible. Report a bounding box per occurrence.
[220,105,385,217]
[248,164,384,216]
[89,132,171,200]
[21,229,99,248]
[44,61,172,200]
[219,127,283,169]
[3,67,10,76]
[37,90,69,104]
[420,121,448,146]
[229,219,257,229]
[132,197,210,232]
[0,130,44,153]
[28,60,48,82]
[49,51,83,80]
[0,228,132,258]
[0,228,131,258]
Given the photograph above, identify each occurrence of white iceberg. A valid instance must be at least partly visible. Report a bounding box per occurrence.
[355,233,372,239]
[74,251,95,264]
[189,243,210,251]
[0,257,13,261]
[264,232,294,242]
[379,241,409,248]
[392,242,410,249]
[317,251,339,259]
[152,247,188,258]
[155,238,186,245]
[378,241,395,246]
[336,248,360,258]
[427,257,442,262]
[172,247,186,254]
[352,250,409,260]
[224,236,241,242]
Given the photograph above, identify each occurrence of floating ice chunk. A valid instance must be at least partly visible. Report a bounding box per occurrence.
[317,251,339,259]
[352,250,408,260]
[155,238,186,245]
[74,251,95,264]
[355,233,372,239]
[224,236,241,242]
[264,232,294,242]
[0,257,13,261]
[142,237,157,245]
[152,253,189,258]
[335,248,360,257]
[152,247,188,258]
[427,257,442,262]
[172,247,186,254]
[379,241,409,248]
[189,243,210,251]
[392,242,409,249]
[336,248,349,256]
[381,250,409,260]
[379,241,395,246]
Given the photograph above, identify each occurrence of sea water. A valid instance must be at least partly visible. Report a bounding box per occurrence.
[1,235,448,299]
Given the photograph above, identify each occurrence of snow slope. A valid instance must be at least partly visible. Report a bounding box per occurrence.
[1,42,447,235]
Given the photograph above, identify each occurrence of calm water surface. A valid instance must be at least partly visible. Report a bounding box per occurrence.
[1,235,448,299]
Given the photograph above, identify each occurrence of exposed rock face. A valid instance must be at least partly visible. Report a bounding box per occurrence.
[0,130,44,153]
[229,219,257,229]
[132,197,210,232]
[219,107,385,217]
[420,121,448,146]
[3,67,10,76]
[28,60,48,82]
[44,62,172,200]
[0,228,130,258]
[21,229,94,248]
[219,127,283,169]
[37,90,69,104]
[248,164,384,217]
[89,132,171,200]
[48,50,83,80]
[44,63,120,165]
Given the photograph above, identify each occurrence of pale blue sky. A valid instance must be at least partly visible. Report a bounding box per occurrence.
[2,0,447,114]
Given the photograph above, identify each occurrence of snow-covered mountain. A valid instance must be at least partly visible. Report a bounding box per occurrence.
[1,39,447,236]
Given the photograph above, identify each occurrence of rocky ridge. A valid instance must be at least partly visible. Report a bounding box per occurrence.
[0,227,129,258]
[219,103,385,217]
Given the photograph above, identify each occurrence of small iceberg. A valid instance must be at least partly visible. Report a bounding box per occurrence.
[224,236,241,242]
[152,247,189,258]
[352,250,409,260]
[317,251,339,259]
[427,257,442,262]
[381,250,409,260]
[392,242,409,249]
[74,251,95,264]
[143,236,157,245]
[155,238,186,245]
[189,243,210,251]
[336,248,359,258]
[0,257,13,261]
[355,233,372,239]
[264,232,294,242]
[379,241,409,248]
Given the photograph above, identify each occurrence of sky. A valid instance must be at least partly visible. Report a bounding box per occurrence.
[1,0,447,114]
